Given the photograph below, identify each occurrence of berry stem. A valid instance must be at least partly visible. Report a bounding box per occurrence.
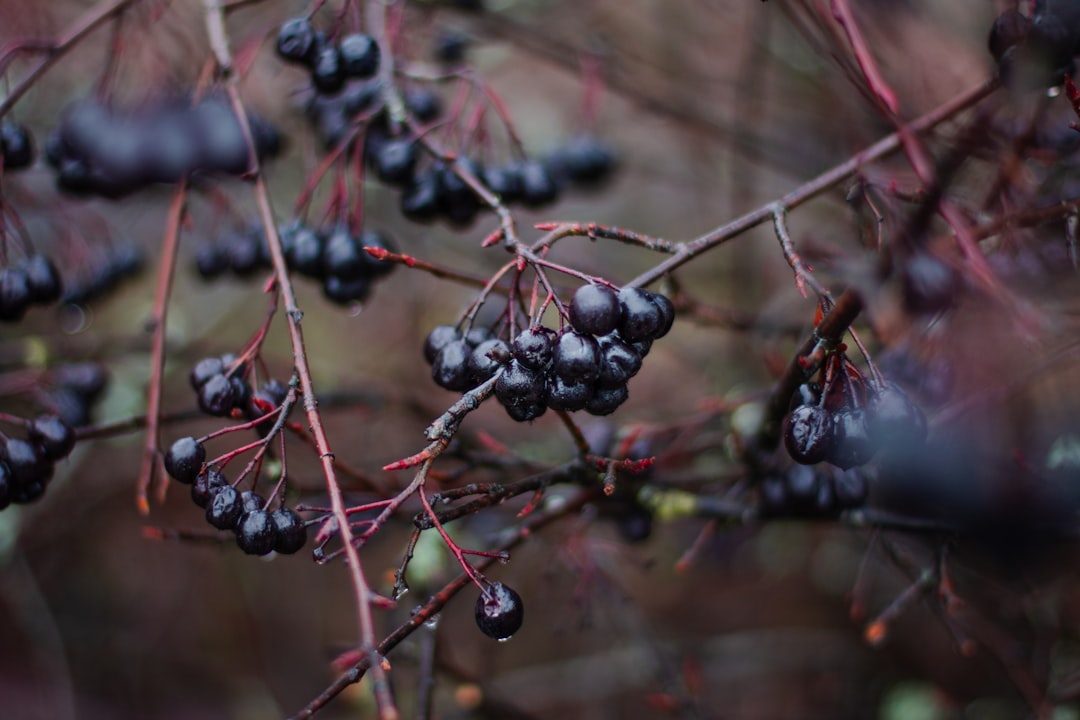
[137,181,187,514]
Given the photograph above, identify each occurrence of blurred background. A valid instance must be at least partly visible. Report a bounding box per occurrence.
[3,1,1080,719]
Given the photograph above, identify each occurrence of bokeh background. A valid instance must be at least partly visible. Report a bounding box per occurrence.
[2,1,1079,719]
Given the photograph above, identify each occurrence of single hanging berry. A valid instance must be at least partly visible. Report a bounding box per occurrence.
[474,581,524,640]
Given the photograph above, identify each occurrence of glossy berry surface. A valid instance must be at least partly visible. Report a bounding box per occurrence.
[424,325,461,364]
[617,287,662,342]
[276,17,318,65]
[28,415,76,461]
[311,46,345,95]
[468,338,510,384]
[569,284,620,336]
[271,508,308,554]
[236,510,277,555]
[585,383,629,416]
[338,33,380,78]
[517,160,559,207]
[24,255,63,304]
[207,485,242,530]
[546,375,593,412]
[5,438,51,486]
[494,360,547,420]
[829,409,875,470]
[198,373,237,416]
[191,469,226,508]
[432,339,475,392]
[190,357,225,390]
[596,334,642,388]
[553,331,601,383]
[164,436,206,484]
[474,582,524,640]
[783,405,835,465]
[511,326,557,370]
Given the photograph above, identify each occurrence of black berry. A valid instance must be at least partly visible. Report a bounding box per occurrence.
[474,582,524,640]
[198,373,238,417]
[783,404,835,465]
[553,331,601,383]
[338,33,380,78]
[511,326,557,370]
[192,468,226,508]
[1,120,35,170]
[311,45,345,95]
[23,255,63,304]
[276,17,318,65]
[569,284,620,336]
[28,416,76,461]
[164,436,206,484]
[468,338,510,384]
[545,374,593,412]
[207,485,243,530]
[432,339,475,391]
[596,334,642,388]
[236,509,277,555]
[271,508,308,554]
[585,383,628,416]
[424,325,461,364]
[617,287,662,342]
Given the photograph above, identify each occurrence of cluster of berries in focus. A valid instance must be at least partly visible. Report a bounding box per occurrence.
[424,284,673,421]
[0,414,76,510]
[194,219,396,305]
[188,355,291,432]
[164,436,308,556]
[782,352,927,472]
[45,96,280,199]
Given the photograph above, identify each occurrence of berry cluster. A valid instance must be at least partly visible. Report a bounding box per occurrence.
[45,96,280,199]
[189,355,289,428]
[0,253,62,320]
[47,362,109,428]
[474,581,524,640]
[758,464,868,518]
[276,18,381,96]
[1,119,35,171]
[424,284,673,421]
[0,415,76,510]
[61,240,142,306]
[164,436,308,556]
[989,4,1080,86]
[194,220,396,305]
[782,354,927,471]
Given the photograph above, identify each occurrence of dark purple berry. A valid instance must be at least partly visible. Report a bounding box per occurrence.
[433,30,470,64]
[4,438,52,487]
[467,338,510,384]
[783,405,835,465]
[401,170,442,222]
[322,274,372,305]
[432,339,474,392]
[207,485,243,530]
[23,255,62,304]
[198,373,237,417]
[338,33,380,78]
[482,164,523,203]
[494,359,547,420]
[240,490,266,515]
[164,436,206,484]
[236,509,277,555]
[596,334,642,388]
[649,291,675,338]
[0,267,32,321]
[192,468,226,508]
[614,504,653,543]
[28,416,75,461]
[569,284,620,336]
[585,384,628,416]
[276,17,318,65]
[322,225,367,281]
[464,325,495,348]
[553,331,601,383]
[54,362,108,400]
[311,45,345,95]
[0,462,10,510]
[518,160,559,207]
[373,136,417,186]
[474,581,524,640]
[559,135,616,184]
[225,231,262,277]
[503,401,547,422]
[195,242,228,280]
[829,409,876,470]
[617,287,662,342]
[404,87,442,123]
[989,9,1030,62]
[784,464,821,508]
[271,508,308,554]
[285,224,324,278]
[424,325,461,364]
[1,120,35,170]
[511,326,557,370]
[190,357,225,390]
[546,375,593,412]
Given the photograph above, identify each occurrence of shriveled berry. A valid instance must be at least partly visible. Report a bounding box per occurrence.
[276,17,318,65]
[271,507,308,554]
[494,359,547,420]
[569,284,620,336]
[596,334,642,388]
[191,468,226,508]
[545,374,593,412]
[512,326,557,370]
[236,509,277,555]
[617,287,662,342]
[585,383,628,416]
[424,325,461,364]
[164,436,206,484]
[783,405,835,465]
[23,255,62,304]
[432,339,474,391]
[474,581,524,640]
[207,485,243,529]
[467,338,510,384]
[198,373,237,417]
[28,416,75,461]
[338,33,380,78]
[553,331,601,383]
